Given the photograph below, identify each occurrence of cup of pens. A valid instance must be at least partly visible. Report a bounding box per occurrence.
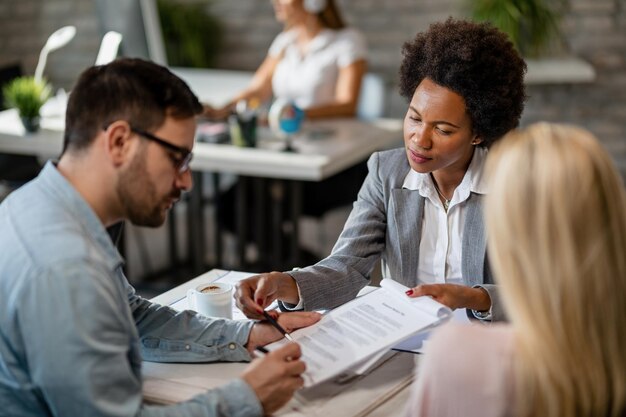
[229,99,259,147]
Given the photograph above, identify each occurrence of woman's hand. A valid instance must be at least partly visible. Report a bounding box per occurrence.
[235,272,301,319]
[201,103,232,120]
[406,283,491,311]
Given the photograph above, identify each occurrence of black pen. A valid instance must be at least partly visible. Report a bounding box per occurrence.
[254,345,269,358]
[262,310,295,342]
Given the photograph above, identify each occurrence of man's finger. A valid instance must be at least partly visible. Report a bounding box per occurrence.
[272,342,302,360]
[286,376,305,391]
[266,310,280,320]
[285,360,306,376]
[277,312,322,332]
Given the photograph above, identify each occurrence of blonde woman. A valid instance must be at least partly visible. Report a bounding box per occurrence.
[405,122,626,417]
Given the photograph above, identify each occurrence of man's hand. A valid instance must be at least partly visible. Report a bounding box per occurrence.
[406,283,491,311]
[235,272,300,319]
[241,343,305,414]
[246,311,321,353]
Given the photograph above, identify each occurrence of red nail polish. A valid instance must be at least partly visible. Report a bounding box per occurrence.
[406,289,413,295]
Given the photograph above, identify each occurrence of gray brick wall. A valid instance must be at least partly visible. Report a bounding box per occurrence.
[0,0,100,89]
[0,0,624,174]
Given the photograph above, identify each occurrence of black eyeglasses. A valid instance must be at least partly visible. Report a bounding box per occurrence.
[130,127,193,173]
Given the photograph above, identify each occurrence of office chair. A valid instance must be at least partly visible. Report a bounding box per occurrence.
[356,73,386,120]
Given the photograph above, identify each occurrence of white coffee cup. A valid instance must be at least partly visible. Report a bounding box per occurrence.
[187,282,233,319]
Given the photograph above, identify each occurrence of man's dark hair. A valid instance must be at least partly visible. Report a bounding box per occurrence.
[398,18,527,147]
[63,58,202,153]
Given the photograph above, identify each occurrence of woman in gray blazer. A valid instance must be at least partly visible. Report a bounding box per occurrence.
[235,18,527,322]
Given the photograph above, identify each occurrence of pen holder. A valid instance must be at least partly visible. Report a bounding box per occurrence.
[229,114,257,147]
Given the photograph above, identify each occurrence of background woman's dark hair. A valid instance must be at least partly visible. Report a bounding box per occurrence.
[63,58,202,154]
[398,18,527,147]
[318,0,345,30]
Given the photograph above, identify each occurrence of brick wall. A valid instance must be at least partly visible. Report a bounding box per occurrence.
[0,0,624,174]
[0,0,100,89]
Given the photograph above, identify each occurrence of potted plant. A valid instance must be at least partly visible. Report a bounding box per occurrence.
[2,76,51,132]
[157,0,223,68]
[469,0,562,57]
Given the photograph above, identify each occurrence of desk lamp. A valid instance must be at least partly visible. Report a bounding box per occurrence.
[34,25,76,83]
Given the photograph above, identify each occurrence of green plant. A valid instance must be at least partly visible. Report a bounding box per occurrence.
[2,76,51,119]
[157,0,223,68]
[470,0,562,56]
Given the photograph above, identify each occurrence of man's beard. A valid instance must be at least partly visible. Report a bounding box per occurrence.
[117,152,175,228]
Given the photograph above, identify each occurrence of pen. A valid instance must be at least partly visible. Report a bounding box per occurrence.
[262,310,295,342]
[254,346,269,358]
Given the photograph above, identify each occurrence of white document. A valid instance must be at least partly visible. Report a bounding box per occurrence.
[265,279,452,387]
[384,280,472,354]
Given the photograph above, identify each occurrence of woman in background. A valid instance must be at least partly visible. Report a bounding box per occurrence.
[204,0,367,119]
[406,123,626,417]
[207,0,369,258]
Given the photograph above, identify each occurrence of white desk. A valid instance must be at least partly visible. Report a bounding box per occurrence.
[187,117,401,272]
[146,269,417,417]
[192,118,401,181]
[0,109,64,158]
[0,109,401,180]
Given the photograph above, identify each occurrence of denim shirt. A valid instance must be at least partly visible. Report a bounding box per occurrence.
[0,162,262,417]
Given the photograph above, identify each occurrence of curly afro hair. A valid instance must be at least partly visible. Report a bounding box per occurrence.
[399,18,527,147]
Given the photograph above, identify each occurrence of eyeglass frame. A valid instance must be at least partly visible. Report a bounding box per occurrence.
[130,127,193,173]
[102,123,193,173]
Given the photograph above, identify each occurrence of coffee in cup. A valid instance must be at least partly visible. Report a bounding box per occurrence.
[187,282,233,319]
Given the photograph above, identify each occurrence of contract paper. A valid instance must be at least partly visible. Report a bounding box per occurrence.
[266,279,452,387]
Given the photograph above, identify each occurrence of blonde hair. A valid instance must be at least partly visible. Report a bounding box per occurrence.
[485,122,626,417]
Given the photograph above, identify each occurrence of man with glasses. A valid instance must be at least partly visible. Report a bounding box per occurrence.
[0,58,319,417]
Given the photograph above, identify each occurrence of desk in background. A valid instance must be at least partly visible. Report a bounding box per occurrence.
[147,269,416,417]
[189,117,402,272]
[0,68,403,274]
[173,68,401,271]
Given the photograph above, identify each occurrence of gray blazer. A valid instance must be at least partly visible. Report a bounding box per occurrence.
[287,148,505,321]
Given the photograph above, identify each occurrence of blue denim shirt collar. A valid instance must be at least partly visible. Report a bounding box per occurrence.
[39,161,124,271]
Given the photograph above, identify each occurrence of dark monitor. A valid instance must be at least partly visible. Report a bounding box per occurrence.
[93,0,167,65]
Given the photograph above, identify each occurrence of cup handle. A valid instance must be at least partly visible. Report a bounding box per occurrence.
[187,289,196,311]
